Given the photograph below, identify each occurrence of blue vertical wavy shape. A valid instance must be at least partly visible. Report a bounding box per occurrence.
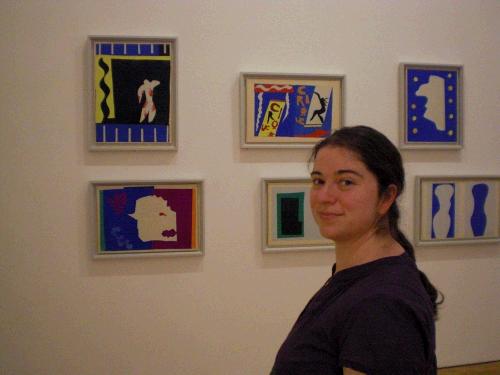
[98,57,110,122]
[471,183,488,236]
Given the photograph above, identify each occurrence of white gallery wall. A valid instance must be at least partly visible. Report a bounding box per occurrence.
[1,1,499,374]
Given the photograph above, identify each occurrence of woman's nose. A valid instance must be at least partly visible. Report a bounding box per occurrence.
[317,182,338,202]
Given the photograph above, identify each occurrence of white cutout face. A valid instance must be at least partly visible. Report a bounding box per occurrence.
[416,75,445,131]
[129,195,177,242]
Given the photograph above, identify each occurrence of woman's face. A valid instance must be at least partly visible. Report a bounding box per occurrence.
[310,146,392,243]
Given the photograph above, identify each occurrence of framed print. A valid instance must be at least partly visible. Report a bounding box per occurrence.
[90,36,177,150]
[241,73,344,148]
[400,63,463,149]
[415,176,499,246]
[262,178,334,252]
[92,181,203,257]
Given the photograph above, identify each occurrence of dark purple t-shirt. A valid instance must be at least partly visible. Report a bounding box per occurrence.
[271,253,437,375]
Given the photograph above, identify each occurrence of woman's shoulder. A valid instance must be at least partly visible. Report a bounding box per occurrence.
[336,256,432,316]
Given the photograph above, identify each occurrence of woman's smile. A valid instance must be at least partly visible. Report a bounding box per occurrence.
[318,210,343,220]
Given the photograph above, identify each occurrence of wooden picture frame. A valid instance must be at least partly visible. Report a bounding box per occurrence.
[241,73,344,148]
[262,178,334,252]
[92,180,203,258]
[89,36,177,150]
[400,63,463,149]
[415,176,499,246]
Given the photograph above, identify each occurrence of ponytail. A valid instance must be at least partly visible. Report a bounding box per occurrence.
[387,204,443,318]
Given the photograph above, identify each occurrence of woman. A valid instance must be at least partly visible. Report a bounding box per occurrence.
[271,126,441,375]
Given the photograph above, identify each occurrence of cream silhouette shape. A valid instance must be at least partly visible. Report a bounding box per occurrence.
[138,79,160,123]
[129,195,177,242]
[416,75,445,131]
[432,184,454,239]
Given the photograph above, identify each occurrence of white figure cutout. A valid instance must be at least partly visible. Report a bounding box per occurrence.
[129,195,177,242]
[432,184,454,239]
[416,76,445,131]
[138,79,160,123]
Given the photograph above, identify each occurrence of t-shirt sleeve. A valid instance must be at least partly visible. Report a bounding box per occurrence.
[338,295,434,375]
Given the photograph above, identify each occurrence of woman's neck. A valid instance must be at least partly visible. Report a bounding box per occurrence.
[334,230,404,273]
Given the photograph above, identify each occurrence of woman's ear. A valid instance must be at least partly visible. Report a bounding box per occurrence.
[378,184,398,216]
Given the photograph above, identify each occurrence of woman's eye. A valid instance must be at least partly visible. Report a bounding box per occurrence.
[311,178,323,186]
[339,179,353,187]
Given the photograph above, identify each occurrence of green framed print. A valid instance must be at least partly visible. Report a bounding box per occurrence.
[262,178,334,252]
